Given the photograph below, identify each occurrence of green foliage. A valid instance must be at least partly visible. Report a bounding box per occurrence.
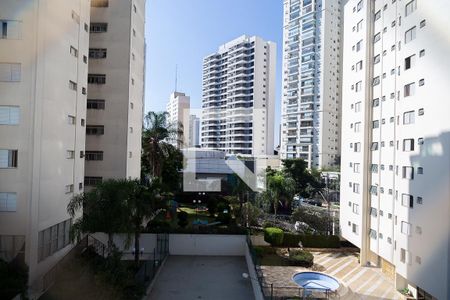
[282,233,302,247]
[299,235,340,248]
[84,248,144,300]
[177,211,189,228]
[264,227,284,246]
[217,212,231,225]
[0,259,28,300]
[282,159,325,198]
[262,220,275,228]
[287,249,314,267]
[291,207,330,235]
[216,201,230,214]
[264,169,296,215]
[240,202,262,226]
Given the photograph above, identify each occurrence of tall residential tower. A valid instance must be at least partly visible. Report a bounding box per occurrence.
[166,91,190,148]
[85,0,145,185]
[280,0,342,168]
[201,35,276,156]
[340,0,450,299]
[0,0,90,290]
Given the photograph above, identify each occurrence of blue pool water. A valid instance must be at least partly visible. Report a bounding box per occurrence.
[292,272,340,291]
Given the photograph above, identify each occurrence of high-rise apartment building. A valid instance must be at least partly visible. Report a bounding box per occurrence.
[340,0,450,299]
[166,91,190,147]
[188,115,200,148]
[201,35,276,156]
[0,0,90,290]
[85,0,145,184]
[280,0,342,168]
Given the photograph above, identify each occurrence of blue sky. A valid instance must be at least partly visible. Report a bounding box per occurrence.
[145,0,283,144]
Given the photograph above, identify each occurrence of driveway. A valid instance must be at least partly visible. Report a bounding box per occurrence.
[148,256,254,300]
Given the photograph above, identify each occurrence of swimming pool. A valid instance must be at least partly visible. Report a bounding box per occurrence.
[292,272,340,291]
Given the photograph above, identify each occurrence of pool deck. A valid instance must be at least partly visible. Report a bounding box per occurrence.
[261,251,402,299]
[147,255,254,300]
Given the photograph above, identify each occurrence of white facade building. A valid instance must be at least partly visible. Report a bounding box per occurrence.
[85,0,145,184]
[280,0,342,168]
[340,0,450,299]
[201,35,276,156]
[166,91,190,147]
[0,0,90,290]
[188,115,200,147]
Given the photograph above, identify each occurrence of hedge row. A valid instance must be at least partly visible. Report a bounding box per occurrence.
[283,234,340,248]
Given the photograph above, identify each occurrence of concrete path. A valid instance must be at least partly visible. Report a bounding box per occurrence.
[147,256,254,300]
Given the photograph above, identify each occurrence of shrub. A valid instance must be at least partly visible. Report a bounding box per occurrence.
[288,249,314,267]
[282,233,302,247]
[177,211,189,228]
[264,227,284,246]
[299,235,340,248]
[262,220,275,228]
[217,212,231,225]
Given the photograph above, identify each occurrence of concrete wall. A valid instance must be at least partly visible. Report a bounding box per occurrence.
[169,234,246,256]
[245,245,264,300]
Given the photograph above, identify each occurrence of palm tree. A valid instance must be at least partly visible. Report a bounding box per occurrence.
[67,179,131,252]
[142,111,183,178]
[266,171,296,216]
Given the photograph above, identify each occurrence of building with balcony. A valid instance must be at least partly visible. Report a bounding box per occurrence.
[0,0,90,290]
[188,114,200,148]
[280,0,342,168]
[85,0,145,184]
[201,35,276,156]
[339,0,450,299]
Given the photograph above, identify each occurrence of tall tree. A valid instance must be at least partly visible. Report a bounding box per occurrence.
[266,170,295,216]
[141,111,183,179]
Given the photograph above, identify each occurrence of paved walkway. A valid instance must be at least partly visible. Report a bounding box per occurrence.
[261,251,401,299]
[148,256,254,300]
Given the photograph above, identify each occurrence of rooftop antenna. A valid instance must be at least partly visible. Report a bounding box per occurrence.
[174,64,178,92]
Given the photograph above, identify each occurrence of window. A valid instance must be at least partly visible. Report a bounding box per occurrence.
[403,139,414,151]
[355,102,361,112]
[374,33,381,43]
[0,193,17,212]
[420,19,426,28]
[66,150,75,159]
[357,0,363,12]
[355,81,362,92]
[88,74,106,84]
[401,221,411,236]
[86,125,104,135]
[370,185,378,195]
[69,81,77,91]
[71,11,80,24]
[417,196,423,204]
[91,0,109,7]
[419,49,425,57]
[82,87,87,95]
[418,108,424,116]
[370,208,377,217]
[87,99,105,109]
[133,4,137,13]
[38,219,72,262]
[0,20,22,39]
[0,63,21,82]
[84,23,89,32]
[402,194,414,208]
[129,127,133,133]
[405,0,417,17]
[0,150,18,168]
[405,54,415,70]
[89,48,107,59]
[354,122,361,132]
[84,176,103,186]
[404,82,415,97]
[356,60,363,71]
[354,142,361,152]
[403,111,415,124]
[68,115,76,125]
[418,138,424,145]
[374,10,381,21]
[372,98,379,107]
[356,40,362,52]
[85,151,104,161]
[374,54,380,64]
[419,79,425,86]
[405,26,416,43]
[372,120,379,129]
[373,76,380,86]
[70,46,78,57]
[352,223,359,235]
[402,166,414,179]
[90,23,108,33]
[371,164,378,173]
[0,106,19,125]
[417,167,423,174]
[357,20,363,32]
[369,229,377,239]
[353,163,360,173]
[353,183,360,194]
[65,184,74,194]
